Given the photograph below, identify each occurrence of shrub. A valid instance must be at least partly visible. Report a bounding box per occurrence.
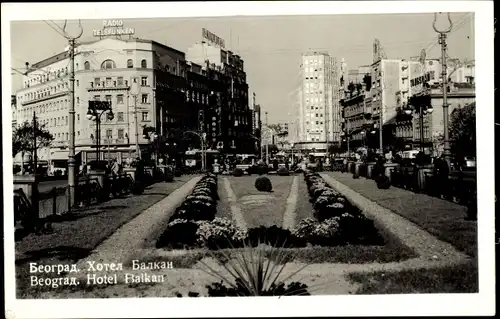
[233,168,244,177]
[256,164,268,175]
[196,218,247,249]
[156,219,200,249]
[255,176,273,192]
[375,175,391,189]
[165,166,174,182]
[277,167,290,176]
[246,225,296,248]
[334,213,384,245]
[199,240,311,296]
[206,279,310,296]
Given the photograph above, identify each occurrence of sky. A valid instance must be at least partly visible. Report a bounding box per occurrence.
[10,13,475,124]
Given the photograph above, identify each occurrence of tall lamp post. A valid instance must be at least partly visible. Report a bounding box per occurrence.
[87,101,114,165]
[60,19,83,209]
[130,77,141,158]
[405,93,433,152]
[433,12,453,166]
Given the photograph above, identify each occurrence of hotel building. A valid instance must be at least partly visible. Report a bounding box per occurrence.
[14,32,254,168]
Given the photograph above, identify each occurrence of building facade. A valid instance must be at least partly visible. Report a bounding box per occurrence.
[186,42,253,155]
[296,52,341,152]
[14,35,254,167]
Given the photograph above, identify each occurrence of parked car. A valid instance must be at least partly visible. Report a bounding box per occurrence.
[464,156,476,168]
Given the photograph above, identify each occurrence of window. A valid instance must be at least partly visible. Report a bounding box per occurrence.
[141,76,148,86]
[93,95,100,101]
[66,133,69,140]
[66,116,68,125]
[142,112,149,121]
[316,121,319,125]
[77,97,80,104]
[106,129,113,138]
[316,113,319,117]
[78,131,80,137]
[117,94,124,104]
[84,61,90,70]
[76,80,79,87]
[118,129,124,139]
[94,78,100,86]
[141,94,148,104]
[105,95,112,102]
[311,106,314,110]
[127,59,133,68]
[101,59,116,69]
[141,59,147,68]
[117,77,124,85]
[117,112,124,122]
[77,114,80,122]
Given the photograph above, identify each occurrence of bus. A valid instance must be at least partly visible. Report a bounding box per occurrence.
[184,149,221,171]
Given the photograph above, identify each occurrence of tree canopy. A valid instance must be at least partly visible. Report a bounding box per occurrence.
[449,102,476,158]
[12,119,54,158]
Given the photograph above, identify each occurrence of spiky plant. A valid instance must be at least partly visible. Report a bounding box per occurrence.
[197,239,310,296]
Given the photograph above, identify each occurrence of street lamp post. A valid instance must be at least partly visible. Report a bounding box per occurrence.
[87,101,114,165]
[130,77,141,158]
[433,12,453,167]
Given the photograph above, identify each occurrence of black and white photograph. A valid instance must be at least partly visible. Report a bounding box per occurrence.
[2,1,495,318]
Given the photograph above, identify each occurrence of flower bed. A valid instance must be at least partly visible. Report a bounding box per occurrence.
[299,170,384,246]
[157,171,384,250]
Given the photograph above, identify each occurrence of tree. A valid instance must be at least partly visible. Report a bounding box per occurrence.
[449,102,476,158]
[12,119,54,173]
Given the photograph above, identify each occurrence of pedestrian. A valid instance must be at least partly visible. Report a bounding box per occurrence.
[342,157,348,173]
[433,154,450,199]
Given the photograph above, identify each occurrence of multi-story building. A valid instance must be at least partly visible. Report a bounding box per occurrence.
[252,104,262,156]
[14,34,254,166]
[296,52,341,152]
[15,37,186,165]
[186,42,253,155]
[390,60,475,154]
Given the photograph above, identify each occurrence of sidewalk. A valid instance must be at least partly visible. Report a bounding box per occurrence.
[15,175,193,264]
[324,172,477,257]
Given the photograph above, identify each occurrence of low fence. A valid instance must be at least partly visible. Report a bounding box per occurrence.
[347,161,477,206]
[14,168,162,234]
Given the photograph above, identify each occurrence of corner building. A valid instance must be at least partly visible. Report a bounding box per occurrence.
[15,37,254,166]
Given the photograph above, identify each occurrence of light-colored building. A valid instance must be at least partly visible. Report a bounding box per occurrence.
[296,52,341,152]
[14,37,185,165]
[370,59,403,127]
[11,95,17,129]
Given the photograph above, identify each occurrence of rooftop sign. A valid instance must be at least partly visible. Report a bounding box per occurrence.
[202,28,225,48]
[93,20,135,37]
